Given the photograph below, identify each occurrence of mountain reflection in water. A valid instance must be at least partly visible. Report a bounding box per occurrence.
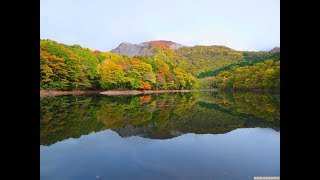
[40,91,279,145]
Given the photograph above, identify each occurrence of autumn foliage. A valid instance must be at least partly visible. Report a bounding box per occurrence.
[40,39,279,91]
[150,40,174,48]
[214,60,280,89]
[139,95,152,104]
[139,82,151,90]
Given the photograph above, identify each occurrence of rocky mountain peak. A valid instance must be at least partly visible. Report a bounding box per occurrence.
[270,47,280,52]
[110,40,184,57]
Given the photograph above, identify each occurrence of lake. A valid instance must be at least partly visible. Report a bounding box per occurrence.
[40,91,280,180]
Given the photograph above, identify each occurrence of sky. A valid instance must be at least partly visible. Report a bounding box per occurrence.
[40,0,280,51]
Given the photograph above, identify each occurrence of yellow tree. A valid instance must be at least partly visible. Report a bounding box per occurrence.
[100,60,126,89]
[40,50,68,89]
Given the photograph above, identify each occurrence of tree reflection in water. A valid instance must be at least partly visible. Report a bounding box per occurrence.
[40,91,280,146]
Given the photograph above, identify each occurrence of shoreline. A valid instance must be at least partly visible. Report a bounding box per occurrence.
[40,89,218,97]
[218,89,280,93]
[40,88,279,97]
[40,90,103,98]
[99,89,218,96]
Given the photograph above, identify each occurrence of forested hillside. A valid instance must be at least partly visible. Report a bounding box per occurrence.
[173,46,244,76]
[40,39,280,91]
[40,39,197,90]
[197,50,280,78]
[214,60,280,90]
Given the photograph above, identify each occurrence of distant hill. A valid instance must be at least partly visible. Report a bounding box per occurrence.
[270,47,280,52]
[173,45,244,76]
[110,41,280,77]
[110,40,184,57]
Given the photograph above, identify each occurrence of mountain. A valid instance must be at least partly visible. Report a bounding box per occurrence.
[110,42,151,57]
[110,41,280,76]
[40,38,280,91]
[270,47,280,52]
[110,40,184,56]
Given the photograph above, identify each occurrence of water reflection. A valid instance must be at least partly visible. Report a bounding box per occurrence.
[40,128,280,180]
[40,92,280,146]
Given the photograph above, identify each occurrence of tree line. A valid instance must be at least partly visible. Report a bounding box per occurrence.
[40,39,280,91]
[40,39,197,90]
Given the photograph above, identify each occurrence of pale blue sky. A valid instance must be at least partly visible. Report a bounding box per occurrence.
[40,0,280,51]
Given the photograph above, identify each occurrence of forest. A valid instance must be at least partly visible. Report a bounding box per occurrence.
[40,39,197,90]
[214,60,280,90]
[40,39,280,90]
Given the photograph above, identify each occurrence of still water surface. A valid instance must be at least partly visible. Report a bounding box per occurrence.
[40,91,280,180]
